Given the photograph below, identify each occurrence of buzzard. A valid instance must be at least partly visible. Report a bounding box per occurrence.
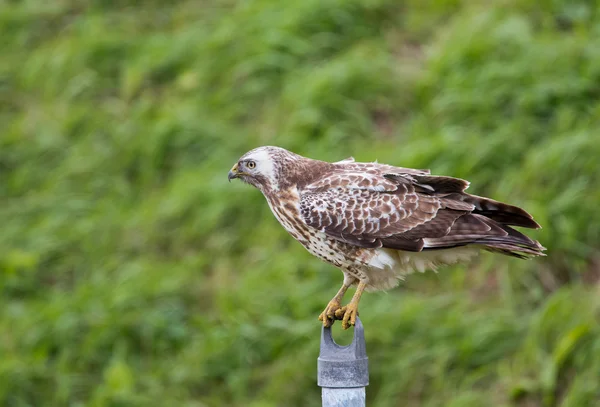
[228,146,545,329]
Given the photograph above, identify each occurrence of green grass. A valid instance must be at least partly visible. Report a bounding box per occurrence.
[1,0,600,406]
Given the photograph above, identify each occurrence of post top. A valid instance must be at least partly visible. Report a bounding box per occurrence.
[317,317,369,388]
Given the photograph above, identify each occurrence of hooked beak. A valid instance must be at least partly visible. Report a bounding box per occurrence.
[228,163,239,182]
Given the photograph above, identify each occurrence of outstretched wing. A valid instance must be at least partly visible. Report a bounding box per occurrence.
[299,167,542,255]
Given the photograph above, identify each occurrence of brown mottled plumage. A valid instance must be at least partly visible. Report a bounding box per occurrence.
[228,146,545,329]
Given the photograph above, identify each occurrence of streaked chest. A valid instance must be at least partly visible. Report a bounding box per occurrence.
[265,187,311,243]
[265,187,367,269]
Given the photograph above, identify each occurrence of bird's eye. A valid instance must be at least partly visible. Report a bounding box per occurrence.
[247,161,256,169]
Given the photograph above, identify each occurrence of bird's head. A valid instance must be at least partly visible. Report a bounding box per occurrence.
[228,146,303,192]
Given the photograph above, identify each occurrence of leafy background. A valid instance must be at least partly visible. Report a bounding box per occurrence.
[1,0,600,406]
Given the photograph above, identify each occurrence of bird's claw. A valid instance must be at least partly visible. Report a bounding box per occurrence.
[317,303,360,330]
[318,299,343,327]
[334,306,346,320]
[337,304,359,330]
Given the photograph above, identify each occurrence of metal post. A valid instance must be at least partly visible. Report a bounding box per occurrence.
[318,317,369,407]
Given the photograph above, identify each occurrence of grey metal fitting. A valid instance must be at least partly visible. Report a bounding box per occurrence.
[317,317,369,388]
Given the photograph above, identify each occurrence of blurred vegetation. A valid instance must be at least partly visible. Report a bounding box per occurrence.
[1,0,600,406]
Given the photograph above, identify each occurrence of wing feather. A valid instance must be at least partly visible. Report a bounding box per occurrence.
[300,172,443,250]
[298,162,544,256]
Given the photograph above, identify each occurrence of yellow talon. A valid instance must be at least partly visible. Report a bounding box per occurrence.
[340,281,366,330]
[318,299,342,327]
[318,278,366,329]
[334,306,346,320]
[341,303,359,330]
[318,280,355,327]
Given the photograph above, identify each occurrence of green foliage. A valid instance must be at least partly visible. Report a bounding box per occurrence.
[1,0,599,406]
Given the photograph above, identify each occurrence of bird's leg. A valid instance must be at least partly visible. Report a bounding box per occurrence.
[318,277,357,327]
[335,281,367,330]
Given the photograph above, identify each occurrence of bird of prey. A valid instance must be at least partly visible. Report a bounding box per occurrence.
[228,146,545,329]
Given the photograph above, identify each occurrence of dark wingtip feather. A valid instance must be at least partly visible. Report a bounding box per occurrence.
[476,211,541,229]
[464,194,541,229]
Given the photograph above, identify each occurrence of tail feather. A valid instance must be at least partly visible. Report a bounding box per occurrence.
[480,242,546,259]
[422,213,545,258]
